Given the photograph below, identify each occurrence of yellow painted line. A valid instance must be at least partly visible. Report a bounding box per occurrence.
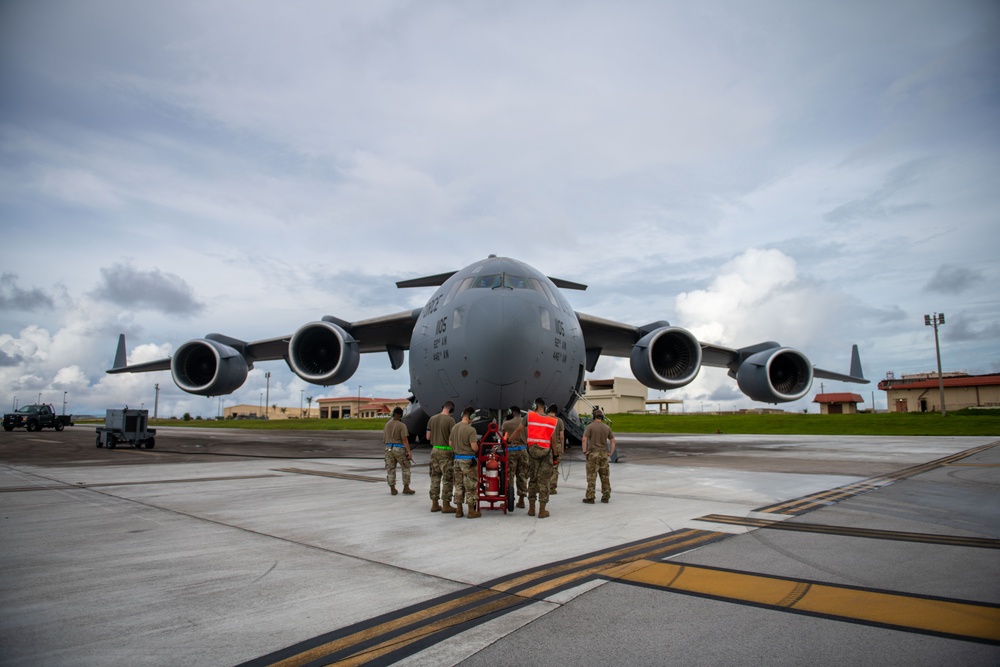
[257,529,730,666]
[613,561,1000,644]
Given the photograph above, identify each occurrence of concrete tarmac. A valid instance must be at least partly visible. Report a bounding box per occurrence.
[1,426,998,666]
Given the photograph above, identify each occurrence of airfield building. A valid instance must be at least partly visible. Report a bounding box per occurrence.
[878,372,1000,413]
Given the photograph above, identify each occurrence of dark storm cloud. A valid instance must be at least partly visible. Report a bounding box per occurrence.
[0,273,55,311]
[925,264,982,294]
[92,263,204,315]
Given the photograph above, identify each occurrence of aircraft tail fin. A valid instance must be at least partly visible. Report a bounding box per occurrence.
[113,334,128,370]
[849,344,865,381]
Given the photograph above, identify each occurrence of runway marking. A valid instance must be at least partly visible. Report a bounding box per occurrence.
[609,560,1000,645]
[0,474,281,492]
[695,514,1000,549]
[239,529,730,667]
[275,467,384,483]
[758,441,999,516]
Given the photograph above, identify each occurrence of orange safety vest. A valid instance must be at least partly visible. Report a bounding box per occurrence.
[526,411,557,448]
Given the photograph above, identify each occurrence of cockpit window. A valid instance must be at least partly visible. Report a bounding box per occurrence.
[530,278,559,306]
[504,274,531,289]
[472,274,502,289]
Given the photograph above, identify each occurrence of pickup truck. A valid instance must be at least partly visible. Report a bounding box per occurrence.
[3,404,74,432]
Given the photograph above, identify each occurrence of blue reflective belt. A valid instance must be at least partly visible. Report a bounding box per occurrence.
[508,446,526,451]
[454,454,476,460]
[385,444,404,448]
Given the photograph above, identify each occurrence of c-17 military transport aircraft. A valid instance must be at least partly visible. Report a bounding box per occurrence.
[109,255,867,441]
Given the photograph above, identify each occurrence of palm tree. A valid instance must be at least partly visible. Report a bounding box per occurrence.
[305,396,314,418]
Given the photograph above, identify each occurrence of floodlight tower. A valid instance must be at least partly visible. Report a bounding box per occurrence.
[924,312,946,416]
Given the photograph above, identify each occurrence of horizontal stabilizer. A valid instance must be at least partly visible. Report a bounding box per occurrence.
[549,277,588,291]
[396,271,457,289]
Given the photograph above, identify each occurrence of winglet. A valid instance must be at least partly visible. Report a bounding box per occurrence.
[849,344,865,380]
[113,334,128,370]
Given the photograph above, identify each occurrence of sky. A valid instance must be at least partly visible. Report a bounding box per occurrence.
[1,1,998,418]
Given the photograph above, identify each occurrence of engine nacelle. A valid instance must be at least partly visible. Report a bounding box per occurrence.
[288,321,360,385]
[172,339,249,396]
[736,347,813,402]
[630,326,702,390]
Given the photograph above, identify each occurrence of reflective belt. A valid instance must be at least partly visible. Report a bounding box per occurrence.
[454,454,476,460]
[433,446,453,450]
[385,444,404,448]
[508,446,526,451]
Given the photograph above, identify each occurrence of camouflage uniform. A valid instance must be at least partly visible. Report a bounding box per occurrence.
[426,412,455,503]
[383,417,411,488]
[450,421,480,509]
[525,411,556,505]
[548,416,564,494]
[583,420,614,502]
[501,414,528,500]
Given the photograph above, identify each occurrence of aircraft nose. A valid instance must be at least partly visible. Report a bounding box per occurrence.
[465,294,540,384]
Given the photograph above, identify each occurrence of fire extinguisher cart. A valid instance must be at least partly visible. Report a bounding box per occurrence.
[477,422,515,513]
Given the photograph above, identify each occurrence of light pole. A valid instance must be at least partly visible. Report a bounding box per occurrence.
[154,383,159,420]
[63,391,67,416]
[300,389,304,418]
[357,385,362,420]
[924,312,946,416]
[265,372,270,420]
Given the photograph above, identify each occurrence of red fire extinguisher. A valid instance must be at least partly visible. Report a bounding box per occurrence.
[483,454,500,497]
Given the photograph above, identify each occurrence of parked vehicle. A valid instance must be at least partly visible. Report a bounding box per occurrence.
[3,404,74,432]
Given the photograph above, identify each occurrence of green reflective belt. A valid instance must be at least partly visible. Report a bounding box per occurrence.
[433,446,453,450]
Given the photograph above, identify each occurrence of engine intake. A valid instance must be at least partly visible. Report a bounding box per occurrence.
[630,326,702,390]
[171,339,249,396]
[736,347,813,402]
[289,321,360,385]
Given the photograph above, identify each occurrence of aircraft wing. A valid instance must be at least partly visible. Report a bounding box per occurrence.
[576,310,867,393]
[109,308,421,376]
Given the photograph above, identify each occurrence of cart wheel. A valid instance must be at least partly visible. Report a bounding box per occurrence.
[96,434,103,448]
[145,438,155,449]
[107,435,117,449]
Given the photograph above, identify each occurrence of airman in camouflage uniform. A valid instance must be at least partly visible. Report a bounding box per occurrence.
[450,406,481,519]
[500,405,528,508]
[426,401,456,513]
[384,406,414,495]
[582,410,615,503]
[546,404,564,495]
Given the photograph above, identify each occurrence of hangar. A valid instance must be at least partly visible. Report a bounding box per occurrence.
[878,372,1000,413]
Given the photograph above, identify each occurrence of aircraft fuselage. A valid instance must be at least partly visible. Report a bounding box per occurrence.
[408,257,585,416]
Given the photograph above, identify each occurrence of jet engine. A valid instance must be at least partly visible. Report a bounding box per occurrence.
[288,321,360,386]
[172,339,249,396]
[736,347,813,402]
[630,326,702,390]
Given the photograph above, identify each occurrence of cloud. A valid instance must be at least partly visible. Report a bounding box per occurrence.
[91,263,204,315]
[823,159,932,225]
[0,273,55,310]
[925,264,982,293]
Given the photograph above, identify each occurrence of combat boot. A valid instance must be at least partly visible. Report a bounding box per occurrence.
[431,500,441,512]
[455,504,464,518]
[402,485,415,495]
[467,508,481,519]
[528,500,536,516]
[582,497,595,504]
[441,500,456,514]
[538,503,549,518]
[516,496,525,509]
[390,486,398,496]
